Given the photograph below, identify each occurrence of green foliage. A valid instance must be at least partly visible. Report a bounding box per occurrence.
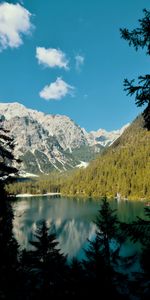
[61,116,150,200]
[29,220,65,264]
[6,116,150,200]
[21,220,67,299]
[120,9,150,130]
[0,126,20,298]
[120,9,150,55]
[0,127,19,179]
[121,207,150,299]
[83,198,129,299]
[71,144,104,162]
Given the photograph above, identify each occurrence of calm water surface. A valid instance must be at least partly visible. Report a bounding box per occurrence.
[12,196,146,260]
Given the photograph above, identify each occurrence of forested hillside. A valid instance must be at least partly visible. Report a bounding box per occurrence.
[61,115,150,200]
[7,114,150,200]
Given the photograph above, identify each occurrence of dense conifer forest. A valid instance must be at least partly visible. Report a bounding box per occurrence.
[60,115,150,199]
[6,115,150,200]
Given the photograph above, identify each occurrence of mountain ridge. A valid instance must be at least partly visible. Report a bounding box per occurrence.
[0,102,128,174]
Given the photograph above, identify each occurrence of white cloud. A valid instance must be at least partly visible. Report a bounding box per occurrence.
[36,47,69,69]
[39,77,75,100]
[0,2,33,51]
[75,54,84,71]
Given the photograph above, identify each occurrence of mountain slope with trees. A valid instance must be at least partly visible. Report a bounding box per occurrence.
[61,115,150,200]
[61,8,150,201]
[6,115,150,200]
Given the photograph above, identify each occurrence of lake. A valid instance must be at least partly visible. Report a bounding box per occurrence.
[12,196,146,260]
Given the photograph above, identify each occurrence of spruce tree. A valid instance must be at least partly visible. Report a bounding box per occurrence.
[83,197,128,299]
[0,124,20,298]
[120,9,150,130]
[26,220,67,299]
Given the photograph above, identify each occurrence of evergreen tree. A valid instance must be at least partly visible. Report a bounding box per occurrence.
[120,9,150,130]
[83,197,128,299]
[0,124,20,298]
[25,220,67,299]
[121,206,150,299]
[139,209,150,298]
[0,126,19,180]
[68,258,85,298]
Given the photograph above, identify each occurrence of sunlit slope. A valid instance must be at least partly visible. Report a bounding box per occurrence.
[61,115,150,200]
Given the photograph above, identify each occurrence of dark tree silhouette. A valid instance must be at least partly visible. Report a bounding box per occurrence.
[120,9,150,130]
[0,126,19,180]
[121,206,150,299]
[0,123,20,298]
[68,258,86,298]
[24,220,67,299]
[83,197,128,299]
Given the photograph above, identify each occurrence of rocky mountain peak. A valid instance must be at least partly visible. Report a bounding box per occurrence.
[0,102,128,174]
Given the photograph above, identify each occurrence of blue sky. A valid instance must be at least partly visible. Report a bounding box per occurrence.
[0,0,149,131]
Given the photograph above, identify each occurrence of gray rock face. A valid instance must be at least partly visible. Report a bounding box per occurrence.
[0,103,88,173]
[86,124,130,147]
[0,102,128,174]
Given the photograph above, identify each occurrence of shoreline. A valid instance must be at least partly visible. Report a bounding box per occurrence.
[10,193,149,202]
[14,192,61,198]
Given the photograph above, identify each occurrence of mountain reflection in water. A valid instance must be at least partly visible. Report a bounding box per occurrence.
[12,196,145,259]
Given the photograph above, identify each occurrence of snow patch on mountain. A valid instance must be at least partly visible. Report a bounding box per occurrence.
[76,161,89,169]
[0,102,129,174]
[86,124,130,147]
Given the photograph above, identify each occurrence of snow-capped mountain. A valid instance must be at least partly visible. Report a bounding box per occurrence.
[0,102,88,151]
[86,124,130,147]
[0,102,129,174]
